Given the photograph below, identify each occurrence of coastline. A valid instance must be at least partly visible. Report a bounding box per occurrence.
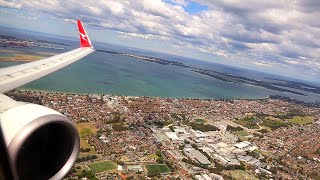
[15,89,320,108]
[17,88,270,101]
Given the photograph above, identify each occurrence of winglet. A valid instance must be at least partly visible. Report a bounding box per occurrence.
[77,20,92,48]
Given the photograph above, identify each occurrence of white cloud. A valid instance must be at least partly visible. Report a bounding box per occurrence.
[119,32,157,40]
[251,61,273,67]
[0,0,22,8]
[102,1,124,15]
[284,60,299,65]
[63,18,76,24]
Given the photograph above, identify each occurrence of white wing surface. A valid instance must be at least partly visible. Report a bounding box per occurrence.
[0,20,94,93]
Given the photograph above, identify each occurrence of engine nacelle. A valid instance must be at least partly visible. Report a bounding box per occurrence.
[0,101,79,180]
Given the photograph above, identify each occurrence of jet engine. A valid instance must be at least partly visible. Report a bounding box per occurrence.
[0,94,79,180]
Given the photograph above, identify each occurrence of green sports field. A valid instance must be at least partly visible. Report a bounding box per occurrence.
[76,123,98,137]
[235,131,250,137]
[287,116,314,125]
[225,170,259,180]
[89,161,117,173]
[195,118,205,123]
[146,164,171,176]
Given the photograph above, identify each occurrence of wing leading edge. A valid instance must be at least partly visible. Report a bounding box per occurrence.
[0,20,94,93]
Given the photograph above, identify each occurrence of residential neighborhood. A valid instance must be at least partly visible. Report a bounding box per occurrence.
[5,90,320,180]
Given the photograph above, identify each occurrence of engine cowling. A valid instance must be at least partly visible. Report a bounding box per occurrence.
[0,102,79,180]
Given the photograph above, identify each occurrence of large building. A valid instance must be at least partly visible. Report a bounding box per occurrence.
[184,147,211,165]
[165,132,179,141]
[127,165,143,173]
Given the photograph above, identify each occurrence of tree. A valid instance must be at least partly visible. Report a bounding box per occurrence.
[156,150,162,157]
[154,121,165,128]
[78,170,86,178]
[112,124,129,131]
[165,161,175,172]
[189,122,219,131]
[156,157,164,163]
[71,168,76,173]
[226,125,243,131]
[117,161,125,165]
[258,129,269,133]
[86,171,96,179]
[79,170,98,179]
[191,143,198,149]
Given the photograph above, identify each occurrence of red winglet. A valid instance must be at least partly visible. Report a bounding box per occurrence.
[77,20,92,47]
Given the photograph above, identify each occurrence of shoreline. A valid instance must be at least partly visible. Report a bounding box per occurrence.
[14,89,320,108]
[17,88,270,101]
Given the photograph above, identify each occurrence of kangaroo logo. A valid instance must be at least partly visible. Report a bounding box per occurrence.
[80,32,88,42]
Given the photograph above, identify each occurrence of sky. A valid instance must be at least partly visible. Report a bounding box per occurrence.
[0,0,319,83]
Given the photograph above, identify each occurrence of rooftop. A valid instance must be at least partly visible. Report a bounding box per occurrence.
[234,141,251,149]
[165,132,179,140]
[185,148,211,165]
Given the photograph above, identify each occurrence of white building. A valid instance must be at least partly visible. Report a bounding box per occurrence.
[165,132,179,141]
[234,141,251,149]
[127,165,143,173]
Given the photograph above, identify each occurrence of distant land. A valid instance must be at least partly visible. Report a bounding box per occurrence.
[0,34,65,62]
[0,34,69,48]
[0,49,56,62]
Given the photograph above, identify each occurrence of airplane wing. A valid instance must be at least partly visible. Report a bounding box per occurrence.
[0,20,94,180]
[0,20,94,93]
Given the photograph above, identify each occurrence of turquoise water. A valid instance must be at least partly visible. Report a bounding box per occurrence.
[13,52,272,99]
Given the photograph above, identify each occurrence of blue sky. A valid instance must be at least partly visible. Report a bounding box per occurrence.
[164,0,208,14]
[0,0,319,83]
[184,1,208,14]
